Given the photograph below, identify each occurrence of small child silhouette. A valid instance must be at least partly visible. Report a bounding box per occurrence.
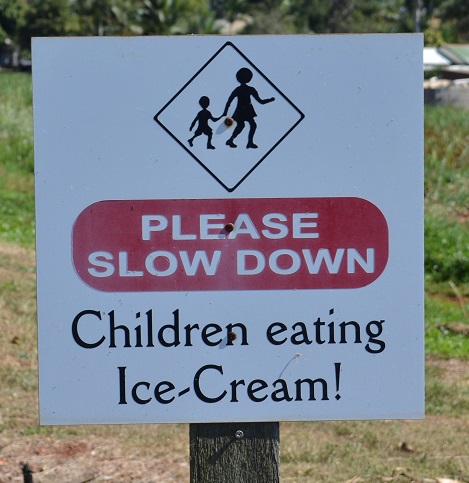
[222,67,275,149]
[188,96,218,150]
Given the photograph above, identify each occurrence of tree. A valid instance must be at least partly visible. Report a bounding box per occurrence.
[18,0,77,51]
[71,0,139,36]
[0,0,28,64]
[281,0,443,35]
[440,0,469,42]
[136,0,217,35]
[282,0,403,34]
[0,0,27,43]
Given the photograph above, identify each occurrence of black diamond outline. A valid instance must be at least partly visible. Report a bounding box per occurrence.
[154,41,305,193]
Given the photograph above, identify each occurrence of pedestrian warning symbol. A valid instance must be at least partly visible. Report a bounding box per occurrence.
[154,42,305,192]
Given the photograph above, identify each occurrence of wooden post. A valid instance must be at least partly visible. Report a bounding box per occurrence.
[190,422,279,483]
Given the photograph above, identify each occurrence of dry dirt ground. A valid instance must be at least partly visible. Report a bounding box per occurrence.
[0,433,189,482]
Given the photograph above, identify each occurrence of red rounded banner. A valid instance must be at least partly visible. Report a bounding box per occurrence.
[72,197,388,292]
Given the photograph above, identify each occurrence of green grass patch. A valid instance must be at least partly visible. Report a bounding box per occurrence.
[425,214,469,283]
[0,72,34,173]
[424,104,469,219]
[0,190,35,245]
[0,72,35,246]
[425,292,469,359]
[19,426,82,437]
[423,104,469,360]
[425,364,469,415]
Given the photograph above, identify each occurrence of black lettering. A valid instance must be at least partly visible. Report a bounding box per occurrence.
[131,381,151,404]
[226,323,248,346]
[135,324,143,347]
[72,309,105,349]
[202,323,223,346]
[118,366,127,404]
[247,379,269,402]
[184,323,200,346]
[339,320,361,344]
[295,378,329,401]
[193,364,227,403]
[313,317,326,344]
[146,309,154,347]
[328,308,336,343]
[271,379,293,402]
[291,322,312,345]
[158,309,180,347]
[266,322,287,345]
[230,379,246,402]
[154,381,176,404]
[110,310,131,348]
[365,320,385,354]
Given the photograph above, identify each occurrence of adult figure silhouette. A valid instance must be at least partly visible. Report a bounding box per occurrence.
[222,67,274,149]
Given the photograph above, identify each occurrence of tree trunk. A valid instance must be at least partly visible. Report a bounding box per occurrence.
[190,422,280,483]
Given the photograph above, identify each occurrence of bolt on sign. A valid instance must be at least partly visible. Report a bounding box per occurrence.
[33,34,424,425]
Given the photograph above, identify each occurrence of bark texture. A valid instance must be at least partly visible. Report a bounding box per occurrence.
[190,422,280,483]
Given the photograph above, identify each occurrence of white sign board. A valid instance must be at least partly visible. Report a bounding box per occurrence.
[33,34,424,424]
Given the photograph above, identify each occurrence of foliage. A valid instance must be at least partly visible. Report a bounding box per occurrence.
[284,0,370,34]
[135,0,218,35]
[19,0,77,52]
[71,0,217,36]
[0,0,28,44]
[440,0,469,42]
[71,0,130,36]
[1,0,469,56]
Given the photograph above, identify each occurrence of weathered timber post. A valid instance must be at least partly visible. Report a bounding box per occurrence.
[190,422,279,483]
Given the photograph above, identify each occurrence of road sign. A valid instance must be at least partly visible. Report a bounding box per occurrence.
[33,34,424,425]
[155,41,304,191]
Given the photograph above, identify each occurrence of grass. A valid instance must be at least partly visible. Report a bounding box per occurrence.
[424,104,469,217]
[425,214,469,283]
[423,104,469,361]
[281,416,469,481]
[0,72,468,482]
[424,105,469,288]
[0,72,34,175]
[0,72,35,246]
[425,363,469,415]
[425,293,469,359]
